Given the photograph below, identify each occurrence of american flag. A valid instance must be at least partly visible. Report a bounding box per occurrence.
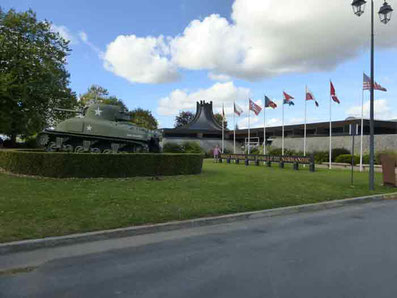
[234,103,243,116]
[249,99,262,115]
[363,73,387,92]
[265,96,277,109]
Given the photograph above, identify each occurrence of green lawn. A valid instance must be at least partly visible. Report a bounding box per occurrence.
[0,159,394,243]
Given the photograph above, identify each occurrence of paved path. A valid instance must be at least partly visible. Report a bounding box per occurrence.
[1,200,397,298]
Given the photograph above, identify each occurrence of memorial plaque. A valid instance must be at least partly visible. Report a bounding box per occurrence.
[380,154,397,187]
[219,153,315,172]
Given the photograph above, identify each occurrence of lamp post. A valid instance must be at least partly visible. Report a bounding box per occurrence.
[351,0,393,191]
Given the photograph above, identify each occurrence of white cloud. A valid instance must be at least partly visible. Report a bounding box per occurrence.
[157,81,251,116]
[104,0,397,83]
[238,116,261,129]
[347,99,396,120]
[51,24,77,44]
[78,31,103,57]
[79,31,88,43]
[238,117,283,129]
[103,35,179,84]
[208,72,231,82]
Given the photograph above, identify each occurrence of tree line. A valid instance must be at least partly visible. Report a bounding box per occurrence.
[0,8,157,145]
[0,8,225,145]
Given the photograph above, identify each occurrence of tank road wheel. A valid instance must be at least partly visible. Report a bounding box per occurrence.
[46,142,58,152]
[149,138,161,153]
[63,144,74,152]
[38,134,49,146]
[103,149,112,154]
[74,146,84,153]
[90,147,101,154]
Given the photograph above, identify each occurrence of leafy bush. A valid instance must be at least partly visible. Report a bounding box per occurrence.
[331,148,350,162]
[163,142,204,154]
[0,150,203,178]
[182,142,204,154]
[162,143,184,153]
[376,150,397,165]
[335,154,360,165]
[246,147,261,155]
[313,151,329,164]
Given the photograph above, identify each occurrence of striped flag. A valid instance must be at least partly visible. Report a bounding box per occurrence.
[249,99,262,115]
[330,81,341,104]
[363,73,387,91]
[283,91,295,106]
[265,96,277,109]
[234,102,243,116]
[305,88,319,107]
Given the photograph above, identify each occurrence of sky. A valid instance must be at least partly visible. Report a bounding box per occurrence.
[2,0,397,129]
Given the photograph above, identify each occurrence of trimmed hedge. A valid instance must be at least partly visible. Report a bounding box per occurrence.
[335,154,360,165]
[0,150,204,178]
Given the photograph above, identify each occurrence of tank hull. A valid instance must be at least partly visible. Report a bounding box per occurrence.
[38,104,161,153]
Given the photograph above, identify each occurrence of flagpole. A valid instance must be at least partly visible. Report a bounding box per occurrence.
[248,98,250,154]
[263,96,266,155]
[233,101,236,154]
[359,89,364,172]
[304,86,307,157]
[282,95,285,156]
[222,103,224,153]
[329,82,332,169]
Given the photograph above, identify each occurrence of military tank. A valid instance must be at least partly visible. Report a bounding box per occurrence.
[38,104,162,153]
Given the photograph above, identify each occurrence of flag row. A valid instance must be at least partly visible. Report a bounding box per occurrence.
[233,73,387,116]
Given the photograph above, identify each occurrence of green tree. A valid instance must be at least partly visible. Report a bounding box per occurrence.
[129,108,158,130]
[175,111,194,128]
[0,9,77,143]
[214,113,228,129]
[79,85,126,109]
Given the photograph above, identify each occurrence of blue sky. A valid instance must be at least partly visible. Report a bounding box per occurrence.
[3,0,397,128]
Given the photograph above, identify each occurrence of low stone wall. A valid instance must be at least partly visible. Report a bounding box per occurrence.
[162,138,243,153]
[270,134,397,153]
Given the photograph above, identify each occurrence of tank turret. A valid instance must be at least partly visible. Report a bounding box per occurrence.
[38,104,161,153]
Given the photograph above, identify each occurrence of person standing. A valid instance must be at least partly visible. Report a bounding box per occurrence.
[213,145,221,162]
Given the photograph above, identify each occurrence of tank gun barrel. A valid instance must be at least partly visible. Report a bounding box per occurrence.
[54,108,83,113]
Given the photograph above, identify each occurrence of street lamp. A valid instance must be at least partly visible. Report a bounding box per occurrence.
[351,0,393,190]
[379,2,393,23]
[352,0,367,16]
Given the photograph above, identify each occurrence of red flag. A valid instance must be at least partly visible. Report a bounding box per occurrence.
[249,99,262,116]
[305,90,315,101]
[330,81,341,104]
[283,91,294,101]
[305,88,319,107]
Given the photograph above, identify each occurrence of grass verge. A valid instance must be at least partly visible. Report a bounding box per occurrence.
[0,159,394,243]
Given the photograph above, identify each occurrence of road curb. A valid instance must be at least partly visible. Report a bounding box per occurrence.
[1,192,396,255]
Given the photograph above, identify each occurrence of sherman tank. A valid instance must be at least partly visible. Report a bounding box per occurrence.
[38,104,162,153]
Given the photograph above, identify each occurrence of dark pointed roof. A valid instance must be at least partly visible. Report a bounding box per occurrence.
[174,101,224,132]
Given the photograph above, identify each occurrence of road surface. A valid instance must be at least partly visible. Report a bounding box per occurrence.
[1,200,397,297]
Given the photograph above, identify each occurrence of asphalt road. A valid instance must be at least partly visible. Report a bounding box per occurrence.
[2,200,397,298]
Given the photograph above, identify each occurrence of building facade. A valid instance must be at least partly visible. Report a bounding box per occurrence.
[162,101,397,153]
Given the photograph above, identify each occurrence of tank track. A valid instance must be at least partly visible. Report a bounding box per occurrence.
[38,130,160,153]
